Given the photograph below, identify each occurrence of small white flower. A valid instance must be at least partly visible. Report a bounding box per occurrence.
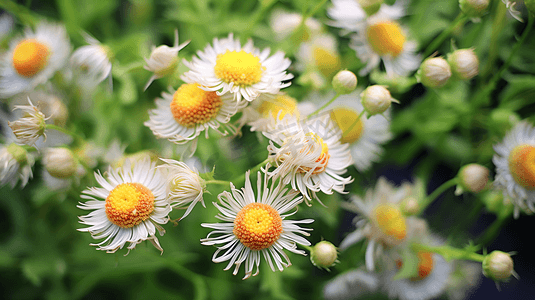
[143,29,190,90]
[144,82,242,153]
[296,33,342,81]
[158,158,205,220]
[0,22,70,98]
[77,156,171,254]
[492,121,535,217]
[8,98,49,147]
[182,33,293,102]
[0,143,35,188]
[201,170,313,280]
[269,10,322,41]
[70,33,112,89]
[265,114,353,204]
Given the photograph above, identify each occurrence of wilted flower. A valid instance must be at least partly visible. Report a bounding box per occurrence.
[8,98,49,147]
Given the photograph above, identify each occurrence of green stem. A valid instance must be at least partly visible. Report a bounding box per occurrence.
[231,158,270,183]
[423,13,467,57]
[45,124,85,144]
[476,214,511,246]
[309,93,340,118]
[205,179,231,186]
[418,178,458,214]
[411,243,485,262]
[481,2,507,79]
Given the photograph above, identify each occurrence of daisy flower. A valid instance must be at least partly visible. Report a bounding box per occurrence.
[269,10,322,41]
[144,82,241,152]
[201,170,313,280]
[182,33,293,102]
[339,177,409,271]
[143,29,190,90]
[158,158,206,220]
[382,232,453,300]
[77,156,171,254]
[8,98,49,147]
[0,143,35,188]
[11,89,69,127]
[70,33,113,89]
[265,114,353,204]
[327,0,407,34]
[0,22,70,98]
[307,91,392,172]
[296,33,342,83]
[350,15,421,77]
[493,121,535,217]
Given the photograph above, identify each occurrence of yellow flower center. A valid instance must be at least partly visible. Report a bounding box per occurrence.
[233,203,283,251]
[214,50,265,87]
[257,94,299,120]
[330,108,364,144]
[313,46,341,78]
[508,144,535,190]
[366,21,406,57]
[396,251,434,281]
[105,183,155,228]
[373,204,407,241]
[12,39,50,77]
[170,83,223,127]
[297,133,330,175]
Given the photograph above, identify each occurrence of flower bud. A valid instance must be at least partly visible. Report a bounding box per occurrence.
[310,241,339,270]
[360,85,398,116]
[43,148,78,178]
[418,57,452,88]
[400,196,420,215]
[459,0,490,18]
[357,0,384,16]
[457,164,490,194]
[332,70,357,94]
[482,251,515,282]
[448,49,479,80]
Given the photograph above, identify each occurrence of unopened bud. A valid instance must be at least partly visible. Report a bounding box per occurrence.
[458,164,490,193]
[357,0,384,16]
[332,70,357,94]
[418,57,452,88]
[400,197,420,215]
[448,49,479,80]
[44,148,78,178]
[360,85,398,116]
[459,0,490,17]
[310,241,339,270]
[482,251,515,282]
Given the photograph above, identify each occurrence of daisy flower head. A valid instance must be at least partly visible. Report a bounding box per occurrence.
[182,33,293,102]
[310,91,392,172]
[143,29,190,90]
[0,22,70,98]
[0,143,35,188]
[493,120,535,217]
[201,170,313,280]
[339,178,409,271]
[265,113,353,205]
[8,97,49,147]
[382,233,453,300]
[238,92,301,133]
[158,158,206,220]
[328,0,407,34]
[77,155,171,254]
[350,16,421,77]
[70,33,113,89]
[296,33,342,83]
[269,10,322,41]
[144,82,241,151]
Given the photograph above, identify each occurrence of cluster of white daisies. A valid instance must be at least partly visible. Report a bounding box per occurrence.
[0,0,532,297]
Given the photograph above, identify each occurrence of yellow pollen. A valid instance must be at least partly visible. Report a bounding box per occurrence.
[105,183,155,228]
[373,204,407,241]
[330,108,364,144]
[233,203,283,251]
[396,251,434,281]
[313,46,341,78]
[214,50,265,87]
[257,94,299,120]
[297,133,330,175]
[508,144,535,190]
[12,39,50,77]
[170,83,223,127]
[366,21,406,57]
